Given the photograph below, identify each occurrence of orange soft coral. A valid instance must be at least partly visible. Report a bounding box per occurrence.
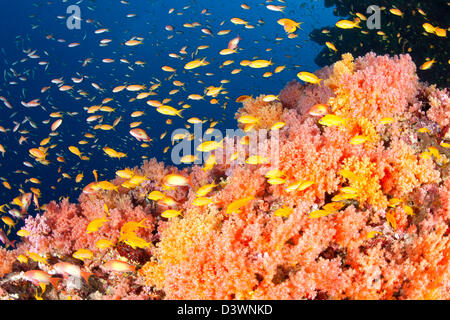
[235,95,284,131]
[379,138,441,197]
[327,53,419,121]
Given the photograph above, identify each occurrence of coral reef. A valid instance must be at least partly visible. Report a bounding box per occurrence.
[1,53,449,300]
[310,0,449,88]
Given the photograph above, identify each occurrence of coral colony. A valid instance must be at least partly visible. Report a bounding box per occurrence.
[1,53,449,300]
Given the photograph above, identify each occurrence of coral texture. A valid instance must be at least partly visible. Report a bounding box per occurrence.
[1,53,449,300]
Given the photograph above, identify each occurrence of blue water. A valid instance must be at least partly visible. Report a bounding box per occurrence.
[0,0,338,242]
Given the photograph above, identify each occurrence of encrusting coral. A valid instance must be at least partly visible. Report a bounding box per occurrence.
[1,53,448,300]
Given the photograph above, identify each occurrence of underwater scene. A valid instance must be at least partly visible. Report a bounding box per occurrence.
[0,0,448,300]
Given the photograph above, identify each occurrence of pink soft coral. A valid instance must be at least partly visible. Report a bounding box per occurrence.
[1,52,448,300]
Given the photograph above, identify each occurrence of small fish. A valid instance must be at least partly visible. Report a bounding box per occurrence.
[420,59,436,70]
[147,190,165,201]
[309,209,333,218]
[162,173,191,188]
[270,122,286,130]
[325,42,337,52]
[387,198,403,208]
[226,196,254,215]
[246,155,270,165]
[262,95,279,102]
[248,59,273,68]
[389,8,403,16]
[336,19,361,29]
[267,177,286,185]
[380,117,395,124]
[238,115,259,124]
[366,231,383,239]
[129,128,152,142]
[422,23,436,34]
[350,135,369,145]
[230,18,248,25]
[434,28,447,37]
[86,215,109,234]
[418,127,431,134]
[265,169,285,179]
[184,57,208,70]
[68,146,82,159]
[196,183,217,197]
[309,104,329,116]
[192,197,215,206]
[96,239,115,250]
[403,204,414,216]
[161,209,183,218]
[72,249,94,261]
[273,207,294,218]
[297,72,322,86]
[197,140,223,152]
[102,260,135,273]
[386,212,397,230]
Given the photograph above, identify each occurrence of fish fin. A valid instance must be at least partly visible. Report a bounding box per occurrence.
[81,271,93,283]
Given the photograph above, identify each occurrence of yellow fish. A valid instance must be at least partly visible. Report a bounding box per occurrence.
[389,8,403,16]
[246,155,270,165]
[249,59,273,68]
[350,135,369,145]
[72,249,93,261]
[380,117,395,124]
[161,209,183,218]
[386,212,397,230]
[196,183,217,197]
[318,114,346,127]
[420,59,436,70]
[267,177,286,185]
[271,122,286,130]
[325,41,337,52]
[192,197,215,206]
[336,19,361,29]
[366,231,383,239]
[273,207,294,218]
[86,215,109,234]
[422,23,436,34]
[238,115,259,124]
[96,239,115,250]
[309,210,333,218]
[157,105,183,118]
[184,57,208,70]
[68,146,82,159]
[196,140,223,152]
